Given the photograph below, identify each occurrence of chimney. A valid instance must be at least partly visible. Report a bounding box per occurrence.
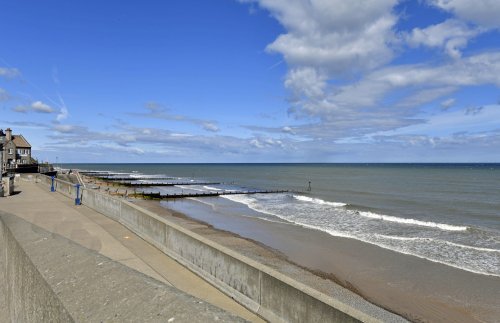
[5,128,12,141]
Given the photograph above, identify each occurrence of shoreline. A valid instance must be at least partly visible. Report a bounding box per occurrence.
[77,174,404,321]
[81,174,499,322]
[131,198,500,323]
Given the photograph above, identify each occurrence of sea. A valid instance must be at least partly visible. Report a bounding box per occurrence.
[66,163,500,277]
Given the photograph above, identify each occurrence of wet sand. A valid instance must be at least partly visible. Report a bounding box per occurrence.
[132,199,500,323]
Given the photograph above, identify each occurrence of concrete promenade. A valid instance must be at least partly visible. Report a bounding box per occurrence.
[0,178,263,322]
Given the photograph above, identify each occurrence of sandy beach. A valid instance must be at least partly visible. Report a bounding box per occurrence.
[130,198,500,323]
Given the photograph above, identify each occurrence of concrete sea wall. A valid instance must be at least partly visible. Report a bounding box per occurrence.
[40,175,388,322]
[0,214,74,322]
[0,211,247,322]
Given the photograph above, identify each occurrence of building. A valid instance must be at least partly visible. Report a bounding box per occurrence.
[0,128,33,170]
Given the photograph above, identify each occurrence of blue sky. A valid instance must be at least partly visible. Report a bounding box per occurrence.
[1,0,499,163]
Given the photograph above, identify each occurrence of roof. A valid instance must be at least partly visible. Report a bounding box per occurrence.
[12,135,31,148]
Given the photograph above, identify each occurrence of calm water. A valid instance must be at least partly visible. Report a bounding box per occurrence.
[67,163,500,276]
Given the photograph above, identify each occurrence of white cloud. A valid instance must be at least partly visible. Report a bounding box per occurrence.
[429,0,500,28]
[395,87,458,109]
[31,101,55,113]
[0,67,20,78]
[0,88,10,101]
[56,106,69,121]
[406,19,483,58]
[100,144,145,155]
[244,0,399,117]
[53,124,77,133]
[237,0,500,153]
[465,105,484,115]
[373,104,500,138]
[240,1,500,139]
[260,0,398,73]
[285,67,328,101]
[203,122,220,132]
[137,102,220,132]
[282,126,295,134]
[441,98,456,110]
[332,52,500,114]
[251,52,500,141]
[250,137,285,149]
[12,101,57,114]
[12,105,29,113]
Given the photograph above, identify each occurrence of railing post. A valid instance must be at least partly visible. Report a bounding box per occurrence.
[51,176,56,192]
[75,184,81,205]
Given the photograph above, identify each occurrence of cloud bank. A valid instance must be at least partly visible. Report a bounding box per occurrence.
[237,0,500,160]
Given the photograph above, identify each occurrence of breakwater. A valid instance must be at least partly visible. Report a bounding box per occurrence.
[82,172,292,199]
[37,174,401,322]
[102,181,223,187]
[137,189,291,199]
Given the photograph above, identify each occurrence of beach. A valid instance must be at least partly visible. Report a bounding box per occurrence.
[74,163,500,322]
[132,198,500,323]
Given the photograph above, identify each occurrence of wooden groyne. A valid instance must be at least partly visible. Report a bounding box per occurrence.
[78,170,293,200]
[136,189,291,200]
[80,171,122,176]
[115,181,222,187]
[89,176,177,181]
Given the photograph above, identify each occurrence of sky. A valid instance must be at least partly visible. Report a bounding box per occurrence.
[1,0,500,163]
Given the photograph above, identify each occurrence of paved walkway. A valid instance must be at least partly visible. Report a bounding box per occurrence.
[0,178,263,322]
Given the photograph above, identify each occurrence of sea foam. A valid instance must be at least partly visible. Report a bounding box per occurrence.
[293,195,346,207]
[358,211,468,231]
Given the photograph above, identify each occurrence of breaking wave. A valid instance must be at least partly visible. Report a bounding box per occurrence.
[358,211,468,231]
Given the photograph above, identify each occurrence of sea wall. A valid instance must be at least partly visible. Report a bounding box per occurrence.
[0,214,74,322]
[0,210,246,322]
[40,174,380,323]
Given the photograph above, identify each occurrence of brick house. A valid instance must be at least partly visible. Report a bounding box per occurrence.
[0,128,32,170]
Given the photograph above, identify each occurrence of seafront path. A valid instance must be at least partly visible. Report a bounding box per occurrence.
[0,177,263,322]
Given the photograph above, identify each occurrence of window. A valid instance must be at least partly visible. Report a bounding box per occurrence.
[8,148,13,155]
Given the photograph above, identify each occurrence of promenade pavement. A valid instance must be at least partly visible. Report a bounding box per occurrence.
[0,177,264,322]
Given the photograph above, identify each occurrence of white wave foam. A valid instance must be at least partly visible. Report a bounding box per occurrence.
[190,192,498,276]
[293,195,346,207]
[223,194,285,218]
[176,185,207,192]
[374,234,500,253]
[432,239,499,253]
[358,211,468,231]
[203,186,222,191]
[266,219,500,276]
